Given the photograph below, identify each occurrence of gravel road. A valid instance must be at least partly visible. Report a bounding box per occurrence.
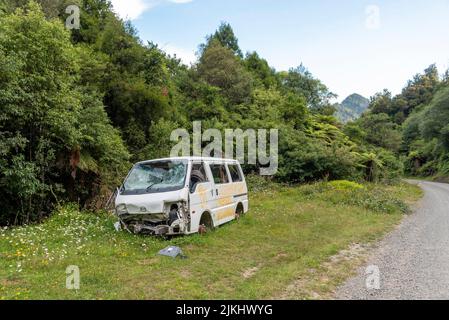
[336,180,449,300]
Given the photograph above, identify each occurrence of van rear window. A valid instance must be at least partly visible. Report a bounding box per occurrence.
[210,164,229,184]
[228,164,243,182]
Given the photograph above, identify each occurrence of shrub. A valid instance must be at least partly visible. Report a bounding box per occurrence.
[327,180,364,191]
[298,182,409,214]
[246,174,280,193]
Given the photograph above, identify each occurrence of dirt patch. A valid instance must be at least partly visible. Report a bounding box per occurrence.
[274,253,288,261]
[0,277,23,287]
[324,243,370,267]
[274,243,374,300]
[242,266,260,279]
[180,270,192,279]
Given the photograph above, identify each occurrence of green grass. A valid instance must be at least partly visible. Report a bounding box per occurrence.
[0,181,422,300]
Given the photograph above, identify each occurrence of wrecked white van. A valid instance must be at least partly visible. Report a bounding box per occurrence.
[114,157,249,236]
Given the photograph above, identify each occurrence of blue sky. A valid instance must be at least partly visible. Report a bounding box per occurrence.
[110,0,449,101]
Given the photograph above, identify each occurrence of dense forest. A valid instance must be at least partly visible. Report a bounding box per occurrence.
[0,0,448,225]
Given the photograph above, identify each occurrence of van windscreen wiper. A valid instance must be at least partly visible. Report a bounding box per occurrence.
[146,178,163,192]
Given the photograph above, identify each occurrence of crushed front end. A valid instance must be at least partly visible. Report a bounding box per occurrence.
[116,200,190,236]
[114,159,191,236]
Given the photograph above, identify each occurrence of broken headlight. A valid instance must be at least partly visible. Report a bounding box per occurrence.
[116,204,128,215]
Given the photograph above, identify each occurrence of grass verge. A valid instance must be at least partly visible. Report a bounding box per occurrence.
[0,181,422,300]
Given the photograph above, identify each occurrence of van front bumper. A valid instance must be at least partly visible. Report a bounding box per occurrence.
[117,213,187,236]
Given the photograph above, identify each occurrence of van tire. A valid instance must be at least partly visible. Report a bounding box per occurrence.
[235,203,244,220]
[199,212,214,235]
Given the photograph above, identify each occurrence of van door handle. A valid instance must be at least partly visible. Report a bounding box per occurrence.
[216,189,219,196]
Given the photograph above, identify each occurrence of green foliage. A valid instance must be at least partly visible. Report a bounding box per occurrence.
[245,174,280,193]
[197,39,253,105]
[244,51,278,89]
[367,66,439,124]
[277,125,361,183]
[402,86,449,177]
[346,64,449,180]
[280,64,337,113]
[299,182,410,214]
[327,180,364,191]
[137,119,181,160]
[0,2,129,224]
[350,113,402,152]
[420,86,449,149]
[105,79,170,156]
[202,22,243,57]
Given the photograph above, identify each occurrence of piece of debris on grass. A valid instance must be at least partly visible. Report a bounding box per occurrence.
[113,221,121,232]
[158,246,187,259]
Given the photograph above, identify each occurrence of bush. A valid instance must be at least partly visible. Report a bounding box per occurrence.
[377,149,404,183]
[246,174,280,193]
[298,182,409,214]
[327,180,364,191]
[277,126,362,183]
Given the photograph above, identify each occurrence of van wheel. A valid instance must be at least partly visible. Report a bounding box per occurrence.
[235,204,244,220]
[198,224,207,235]
[199,212,214,235]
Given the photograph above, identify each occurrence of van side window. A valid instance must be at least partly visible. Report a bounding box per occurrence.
[228,164,243,182]
[189,163,208,193]
[210,164,229,184]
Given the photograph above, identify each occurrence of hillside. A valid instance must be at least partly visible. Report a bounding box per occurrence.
[335,93,370,123]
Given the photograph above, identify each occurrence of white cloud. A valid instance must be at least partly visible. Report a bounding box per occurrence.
[110,0,193,20]
[109,0,153,20]
[162,44,196,65]
[168,0,193,3]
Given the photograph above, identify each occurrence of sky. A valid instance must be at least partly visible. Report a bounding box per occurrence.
[110,0,449,102]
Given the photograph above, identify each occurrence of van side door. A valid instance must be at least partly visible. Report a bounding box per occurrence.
[188,162,214,232]
[209,163,236,225]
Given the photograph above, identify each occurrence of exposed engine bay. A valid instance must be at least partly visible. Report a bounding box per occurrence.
[117,201,190,236]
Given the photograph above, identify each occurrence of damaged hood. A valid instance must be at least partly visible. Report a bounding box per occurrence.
[115,188,189,214]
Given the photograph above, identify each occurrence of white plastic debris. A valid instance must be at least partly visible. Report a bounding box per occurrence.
[113,221,122,232]
[158,246,186,259]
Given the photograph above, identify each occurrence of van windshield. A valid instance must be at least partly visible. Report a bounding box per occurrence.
[121,160,188,195]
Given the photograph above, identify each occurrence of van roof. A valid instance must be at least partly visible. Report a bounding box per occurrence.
[136,157,240,164]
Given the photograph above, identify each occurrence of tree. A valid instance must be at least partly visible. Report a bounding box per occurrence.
[353,113,402,152]
[369,89,393,115]
[244,51,278,89]
[420,86,449,151]
[370,66,440,123]
[197,39,253,105]
[399,64,439,115]
[201,22,242,57]
[280,64,337,112]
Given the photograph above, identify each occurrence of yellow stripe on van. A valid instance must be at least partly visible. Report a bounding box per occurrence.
[217,207,236,220]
